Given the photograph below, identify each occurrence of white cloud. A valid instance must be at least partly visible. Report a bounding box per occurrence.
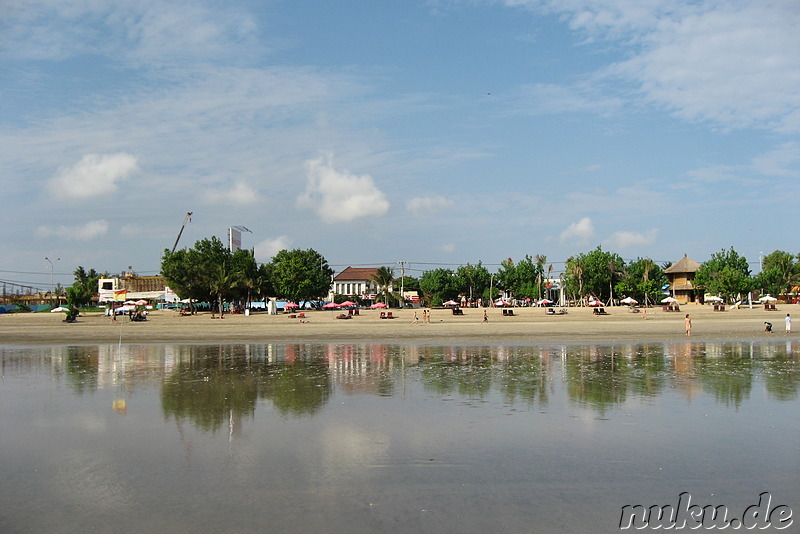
[297,152,390,223]
[254,236,292,262]
[406,195,454,216]
[49,153,139,199]
[1,1,261,66]
[36,220,109,240]
[506,1,800,132]
[202,181,262,206]
[560,217,595,244]
[605,229,658,249]
[751,142,800,178]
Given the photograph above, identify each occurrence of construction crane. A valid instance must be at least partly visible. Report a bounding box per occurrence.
[171,212,193,253]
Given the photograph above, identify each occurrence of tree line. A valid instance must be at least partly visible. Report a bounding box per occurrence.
[61,242,800,311]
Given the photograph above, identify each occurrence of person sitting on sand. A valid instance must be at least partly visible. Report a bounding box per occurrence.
[765,321,773,333]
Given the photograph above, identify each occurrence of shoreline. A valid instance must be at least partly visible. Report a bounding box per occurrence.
[1,304,796,347]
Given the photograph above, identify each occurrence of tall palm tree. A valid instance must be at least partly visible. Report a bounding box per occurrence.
[371,266,395,305]
[207,262,237,318]
[566,257,585,305]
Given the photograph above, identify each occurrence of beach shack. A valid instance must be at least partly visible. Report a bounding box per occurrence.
[663,255,701,304]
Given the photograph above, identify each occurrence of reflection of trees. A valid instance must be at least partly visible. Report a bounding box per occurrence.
[564,351,629,414]
[563,346,671,414]
[761,355,800,402]
[495,357,551,407]
[161,345,332,433]
[694,355,753,409]
[63,346,100,393]
[417,347,551,407]
[258,363,331,417]
[161,347,261,433]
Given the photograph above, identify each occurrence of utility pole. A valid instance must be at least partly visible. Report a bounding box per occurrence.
[397,260,408,307]
[45,256,60,308]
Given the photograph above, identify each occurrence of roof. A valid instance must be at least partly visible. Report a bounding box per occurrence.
[664,255,701,274]
[333,266,380,281]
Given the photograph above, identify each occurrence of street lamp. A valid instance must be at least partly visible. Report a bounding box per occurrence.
[45,256,60,307]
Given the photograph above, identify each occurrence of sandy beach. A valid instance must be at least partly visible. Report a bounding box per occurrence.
[1,304,796,346]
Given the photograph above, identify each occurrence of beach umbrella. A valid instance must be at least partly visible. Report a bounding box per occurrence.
[759,295,778,302]
[284,302,299,308]
[661,297,678,304]
[323,302,341,308]
[538,298,553,305]
[50,306,68,313]
[494,299,510,306]
[370,302,387,308]
[588,299,604,307]
[620,297,638,305]
[134,300,148,306]
[340,300,357,307]
[443,300,459,306]
[704,295,723,302]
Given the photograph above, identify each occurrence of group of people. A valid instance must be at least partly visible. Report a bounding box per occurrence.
[412,309,433,324]
[764,313,792,334]
[684,313,793,336]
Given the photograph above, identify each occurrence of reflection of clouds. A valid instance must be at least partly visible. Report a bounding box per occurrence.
[319,425,389,480]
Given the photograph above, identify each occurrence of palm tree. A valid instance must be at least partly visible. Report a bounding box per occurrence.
[207,263,237,318]
[641,258,655,307]
[566,257,585,305]
[371,266,395,305]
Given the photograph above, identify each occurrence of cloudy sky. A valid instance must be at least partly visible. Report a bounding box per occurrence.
[2,0,799,290]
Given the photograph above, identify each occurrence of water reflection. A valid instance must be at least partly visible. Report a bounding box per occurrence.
[3,340,800,433]
[2,340,800,534]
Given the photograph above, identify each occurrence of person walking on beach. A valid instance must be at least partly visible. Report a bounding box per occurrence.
[684,314,692,336]
[412,311,419,325]
[786,313,792,333]
[483,309,488,323]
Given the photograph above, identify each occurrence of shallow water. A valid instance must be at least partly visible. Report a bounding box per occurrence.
[1,341,799,533]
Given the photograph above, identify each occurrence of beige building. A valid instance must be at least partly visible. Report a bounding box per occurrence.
[664,255,701,304]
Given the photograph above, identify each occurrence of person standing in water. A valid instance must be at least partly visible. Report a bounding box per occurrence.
[684,314,692,336]
[786,313,792,334]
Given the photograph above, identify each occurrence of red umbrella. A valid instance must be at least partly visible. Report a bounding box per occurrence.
[323,302,341,308]
[284,302,299,308]
[370,302,387,308]
[340,300,357,307]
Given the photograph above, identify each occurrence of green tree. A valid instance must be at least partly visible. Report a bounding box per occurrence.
[371,266,396,305]
[755,250,799,297]
[268,248,333,306]
[162,237,232,305]
[565,247,625,303]
[694,247,753,301]
[454,262,491,303]
[419,268,457,305]
[615,258,667,306]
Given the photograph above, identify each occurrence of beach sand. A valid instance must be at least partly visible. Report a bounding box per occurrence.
[0,304,794,346]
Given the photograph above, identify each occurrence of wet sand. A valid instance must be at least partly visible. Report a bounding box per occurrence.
[0,304,795,346]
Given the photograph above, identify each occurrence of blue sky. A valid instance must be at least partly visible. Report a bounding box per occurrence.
[2,0,799,291]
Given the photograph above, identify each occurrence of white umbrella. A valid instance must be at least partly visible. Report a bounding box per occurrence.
[661,297,678,304]
[443,300,459,306]
[50,306,68,313]
[759,295,778,302]
[538,298,553,305]
[704,295,723,302]
[620,297,638,305]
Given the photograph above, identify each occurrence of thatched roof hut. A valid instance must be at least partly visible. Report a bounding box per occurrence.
[664,255,701,304]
